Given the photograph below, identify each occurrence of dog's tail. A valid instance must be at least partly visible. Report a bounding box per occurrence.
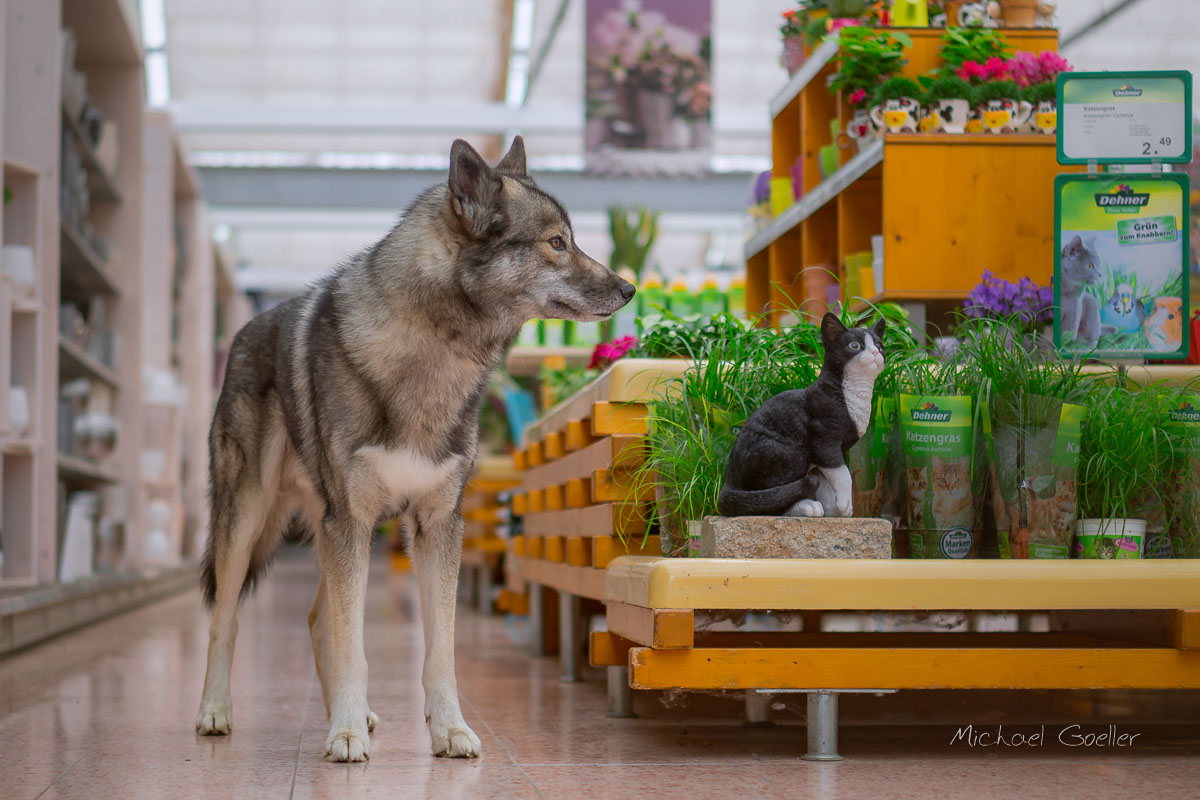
[200,515,306,610]
[716,475,820,517]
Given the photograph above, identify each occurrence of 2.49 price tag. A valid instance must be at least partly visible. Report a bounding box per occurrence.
[1058,71,1192,165]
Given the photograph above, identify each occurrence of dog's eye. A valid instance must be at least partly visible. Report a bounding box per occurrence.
[848,341,862,351]
[548,236,566,251]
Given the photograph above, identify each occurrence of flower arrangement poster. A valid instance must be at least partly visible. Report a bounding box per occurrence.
[585,0,712,176]
[1054,173,1191,360]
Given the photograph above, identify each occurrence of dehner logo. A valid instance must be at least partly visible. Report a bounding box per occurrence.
[1112,84,1143,97]
[1169,402,1200,423]
[1094,184,1150,213]
[911,402,951,422]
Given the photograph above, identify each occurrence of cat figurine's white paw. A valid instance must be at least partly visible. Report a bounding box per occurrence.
[786,499,824,517]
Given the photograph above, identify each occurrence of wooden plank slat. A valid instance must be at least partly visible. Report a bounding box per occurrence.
[511,536,526,557]
[527,442,545,467]
[545,536,566,563]
[591,401,648,436]
[1173,609,1200,649]
[512,493,528,515]
[565,478,591,509]
[593,535,661,569]
[545,485,565,511]
[629,647,1200,690]
[527,489,545,513]
[498,589,530,615]
[592,468,655,504]
[513,449,527,471]
[520,557,606,601]
[606,601,694,649]
[544,431,566,461]
[527,538,545,559]
[590,631,636,667]
[566,538,591,567]
[565,419,595,451]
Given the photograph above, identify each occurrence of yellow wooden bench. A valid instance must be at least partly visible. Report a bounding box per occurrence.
[592,556,1200,758]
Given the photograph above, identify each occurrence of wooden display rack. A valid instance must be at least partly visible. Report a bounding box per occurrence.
[594,556,1200,757]
[745,28,1076,327]
[507,359,686,672]
[459,456,521,613]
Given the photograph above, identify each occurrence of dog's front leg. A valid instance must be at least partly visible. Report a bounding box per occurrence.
[413,507,481,758]
[317,515,373,762]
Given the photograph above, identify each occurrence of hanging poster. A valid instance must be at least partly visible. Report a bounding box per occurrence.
[585,0,712,176]
[1054,173,1191,359]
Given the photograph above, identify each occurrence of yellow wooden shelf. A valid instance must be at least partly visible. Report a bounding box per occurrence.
[605,556,1200,612]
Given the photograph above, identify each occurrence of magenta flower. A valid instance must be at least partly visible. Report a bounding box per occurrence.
[827,17,860,34]
[983,56,1009,80]
[589,336,638,369]
[849,88,867,105]
[1037,50,1072,78]
[957,61,987,81]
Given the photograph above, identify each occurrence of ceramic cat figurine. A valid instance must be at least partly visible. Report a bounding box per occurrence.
[1060,235,1114,347]
[931,454,973,528]
[718,315,886,518]
[1145,297,1184,352]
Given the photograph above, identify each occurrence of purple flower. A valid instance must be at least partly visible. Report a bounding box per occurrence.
[964,271,1053,328]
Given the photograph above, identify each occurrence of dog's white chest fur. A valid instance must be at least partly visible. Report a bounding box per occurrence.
[348,445,461,522]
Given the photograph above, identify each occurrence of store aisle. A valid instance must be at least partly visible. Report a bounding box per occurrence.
[2,557,1198,800]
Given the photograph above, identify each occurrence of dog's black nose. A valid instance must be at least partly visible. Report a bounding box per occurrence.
[618,279,636,301]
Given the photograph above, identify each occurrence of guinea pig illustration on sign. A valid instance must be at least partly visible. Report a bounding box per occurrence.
[1144,297,1184,352]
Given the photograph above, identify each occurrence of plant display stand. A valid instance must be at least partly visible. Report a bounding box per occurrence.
[459,456,520,614]
[593,556,1200,759]
[745,28,1073,326]
[509,359,686,680]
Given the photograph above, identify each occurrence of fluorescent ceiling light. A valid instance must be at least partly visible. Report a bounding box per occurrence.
[140,0,167,50]
[146,51,171,107]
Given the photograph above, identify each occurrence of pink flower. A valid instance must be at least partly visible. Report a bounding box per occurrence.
[983,56,1008,79]
[827,17,860,33]
[1037,50,1072,78]
[957,61,987,81]
[849,88,867,105]
[589,336,638,369]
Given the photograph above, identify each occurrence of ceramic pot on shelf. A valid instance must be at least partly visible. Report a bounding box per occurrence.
[928,98,971,134]
[843,108,877,151]
[1033,99,1057,134]
[870,96,922,134]
[782,35,806,75]
[981,97,1033,134]
[1074,518,1146,559]
[996,0,1039,27]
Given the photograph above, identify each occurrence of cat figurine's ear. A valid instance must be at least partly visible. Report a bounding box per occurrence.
[870,317,886,344]
[820,312,847,344]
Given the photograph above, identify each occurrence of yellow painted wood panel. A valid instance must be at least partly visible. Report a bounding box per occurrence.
[565,478,590,509]
[604,557,1200,611]
[527,538,544,559]
[592,535,661,569]
[512,493,528,515]
[746,251,770,321]
[511,535,526,557]
[591,402,648,436]
[565,419,594,451]
[544,431,565,461]
[1173,610,1200,649]
[513,449,527,471]
[592,468,655,504]
[527,442,544,467]
[881,136,1081,296]
[544,485,564,511]
[606,601,694,649]
[527,489,545,513]
[629,647,1200,690]
[566,537,591,567]
[590,631,635,667]
[545,536,566,563]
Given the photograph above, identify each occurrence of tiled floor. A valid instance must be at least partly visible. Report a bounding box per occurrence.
[2,557,1199,799]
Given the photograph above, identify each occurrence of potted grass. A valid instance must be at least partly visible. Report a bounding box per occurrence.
[829,27,911,140]
[1164,387,1200,557]
[870,77,924,134]
[975,80,1032,134]
[1075,385,1164,559]
[922,75,975,133]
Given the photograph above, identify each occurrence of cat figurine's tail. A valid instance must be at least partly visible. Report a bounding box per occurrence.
[717,475,821,517]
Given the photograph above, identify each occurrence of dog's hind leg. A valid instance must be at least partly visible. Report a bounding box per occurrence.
[317,515,374,762]
[413,505,481,758]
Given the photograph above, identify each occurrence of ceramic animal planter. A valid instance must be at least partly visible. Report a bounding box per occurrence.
[1034,99,1057,134]
[845,108,877,151]
[981,97,1033,134]
[966,106,985,133]
[928,98,971,134]
[870,97,921,134]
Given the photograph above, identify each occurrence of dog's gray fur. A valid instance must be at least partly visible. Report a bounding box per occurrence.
[195,137,634,762]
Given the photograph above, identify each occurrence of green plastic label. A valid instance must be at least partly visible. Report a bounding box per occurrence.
[1051,403,1086,468]
[1030,543,1069,559]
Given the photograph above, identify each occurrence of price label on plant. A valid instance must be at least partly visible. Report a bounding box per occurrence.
[1053,173,1191,359]
[1057,71,1192,164]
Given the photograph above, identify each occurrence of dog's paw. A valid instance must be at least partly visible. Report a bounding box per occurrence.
[431,724,482,758]
[325,727,370,762]
[366,710,379,734]
[195,703,232,736]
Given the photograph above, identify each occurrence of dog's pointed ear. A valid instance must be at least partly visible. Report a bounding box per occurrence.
[496,135,527,176]
[820,312,846,343]
[449,139,504,238]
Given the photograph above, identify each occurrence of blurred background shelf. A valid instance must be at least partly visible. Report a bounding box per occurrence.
[56,453,119,487]
[60,105,122,203]
[505,346,593,376]
[59,221,120,299]
[58,337,120,388]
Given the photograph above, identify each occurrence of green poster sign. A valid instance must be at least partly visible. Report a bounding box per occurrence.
[1057,71,1192,164]
[1053,173,1191,359]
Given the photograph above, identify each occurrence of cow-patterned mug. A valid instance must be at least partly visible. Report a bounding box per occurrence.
[869,96,922,134]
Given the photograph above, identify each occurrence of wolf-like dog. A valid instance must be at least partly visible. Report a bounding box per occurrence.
[195,137,635,762]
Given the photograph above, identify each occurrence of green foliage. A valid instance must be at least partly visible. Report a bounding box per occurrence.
[537,362,593,409]
[1025,81,1056,105]
[3,185,11,204]
[608,206,658,281]
[938,27,1013,76]
[872,76,924,106]
[827,27,912,100]
[921,74,974,105]
[975,79,1024,104]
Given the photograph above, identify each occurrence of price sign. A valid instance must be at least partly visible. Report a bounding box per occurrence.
[1053,173,1191,360]
[1057,71,1192,164]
